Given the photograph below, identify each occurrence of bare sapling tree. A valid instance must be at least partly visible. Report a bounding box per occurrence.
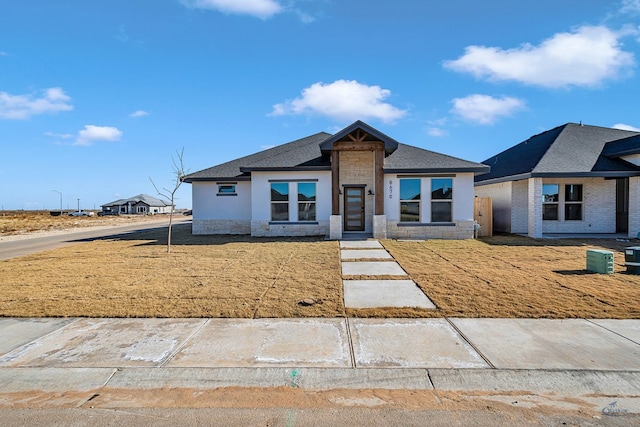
[150,148,188,253]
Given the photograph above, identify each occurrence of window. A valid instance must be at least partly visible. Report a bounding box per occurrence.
[270,183,289,221]
[297,182,316,221]
[218,184,236,195]
[400,179,420,222]
[431,178,452,222]
[565,184,583,220]
[542,184,559,220]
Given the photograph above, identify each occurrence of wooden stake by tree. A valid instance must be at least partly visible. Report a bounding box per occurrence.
[150,148,188,253]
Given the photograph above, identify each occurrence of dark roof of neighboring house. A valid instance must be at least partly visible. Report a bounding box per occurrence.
[183,121,489,182]
[102,194,170,208]
[475,123,640,185]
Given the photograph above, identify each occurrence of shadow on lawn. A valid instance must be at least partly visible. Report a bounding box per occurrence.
[70,222,328,246]
[479,233,638,253]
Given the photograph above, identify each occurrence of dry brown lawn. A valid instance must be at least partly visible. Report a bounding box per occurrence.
[0,225,344,318]
[377,236,640,319]
[0,210,165,235]
[1,214,639,318]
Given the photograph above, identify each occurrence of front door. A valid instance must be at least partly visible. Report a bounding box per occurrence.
[344,187,365,231]
[616,178,629,233]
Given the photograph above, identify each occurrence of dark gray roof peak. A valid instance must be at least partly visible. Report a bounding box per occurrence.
[476,123,640,184]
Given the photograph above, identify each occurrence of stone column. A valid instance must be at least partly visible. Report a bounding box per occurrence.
[329,215,342,240]
[373,215,387,239]
[528,178,543,238]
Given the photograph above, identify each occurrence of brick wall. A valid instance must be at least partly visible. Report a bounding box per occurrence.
[541,177,615,234]
[251,220,329,237]
[193,219,251,235]
[386,220,475,239]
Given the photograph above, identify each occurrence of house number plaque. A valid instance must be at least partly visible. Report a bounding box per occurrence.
[388,180,393,199]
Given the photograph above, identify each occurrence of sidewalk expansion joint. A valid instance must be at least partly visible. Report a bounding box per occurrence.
[159,319,210,368]
[445,318,496,369]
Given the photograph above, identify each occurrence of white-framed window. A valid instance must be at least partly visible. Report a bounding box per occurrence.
[542,184,559,220]
[217,184,236,195]
[564,184,583,221]
[431,178,452,222]
[270,182,289,221]
[297,182,316,221]
[399,178,420,222]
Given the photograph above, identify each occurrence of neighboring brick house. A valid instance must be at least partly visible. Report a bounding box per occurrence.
[474,123,640,238]
[100,194,173,215]
[183,121,489,239]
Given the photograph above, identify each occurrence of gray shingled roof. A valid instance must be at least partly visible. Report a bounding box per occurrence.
[183,122,489,182]
[182,132,331,182]
[476,123,640,184]
[102,194,170,208]
[384,143,489,173]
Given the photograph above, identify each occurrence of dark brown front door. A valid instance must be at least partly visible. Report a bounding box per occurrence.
[344,187,365,231]
[616,178,629,233]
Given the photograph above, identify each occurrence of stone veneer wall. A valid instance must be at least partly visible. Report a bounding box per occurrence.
[386,220,475,239]
[251,220,329,237]
[192,219,251,235]
[339,150,375,233]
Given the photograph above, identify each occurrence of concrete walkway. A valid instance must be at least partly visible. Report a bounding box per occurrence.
[1,317,640,415]
[340,240,435,309]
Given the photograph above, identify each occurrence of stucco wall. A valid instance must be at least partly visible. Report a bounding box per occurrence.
[474,181,513,233]
[250,170,331,237]
[192,181,252,234]
[384,173,475,222]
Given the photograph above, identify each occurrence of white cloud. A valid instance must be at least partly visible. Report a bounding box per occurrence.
[75,125,123,146]
[444,26,634,88]
[451,94,525,125]
[45,131,74,139]
[129,109,150,118]
[180,0,282,19]
[427,127,448,137]
[613,123,640,131]
[271,80,407,124]
[0,87,73,119]
[620,0,640,14]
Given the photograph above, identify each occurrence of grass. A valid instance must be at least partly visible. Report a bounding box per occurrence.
[1,215,639,318]
[0,210,164,235]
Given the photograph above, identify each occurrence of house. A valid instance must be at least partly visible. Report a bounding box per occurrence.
[182,121,489,239]
[474,123,640,238]
[100,194,173,215]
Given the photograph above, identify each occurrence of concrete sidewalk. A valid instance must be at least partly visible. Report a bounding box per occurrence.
[1,317,639,392]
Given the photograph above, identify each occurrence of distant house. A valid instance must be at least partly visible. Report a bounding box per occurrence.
[182,120,489,239]
[474,123,640,238]
[100,194,173,215]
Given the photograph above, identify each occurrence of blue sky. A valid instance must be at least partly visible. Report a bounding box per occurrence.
[2,0,640,210]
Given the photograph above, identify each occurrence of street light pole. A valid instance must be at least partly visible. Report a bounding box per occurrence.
[52,190,62,213]
[77,198,80,212]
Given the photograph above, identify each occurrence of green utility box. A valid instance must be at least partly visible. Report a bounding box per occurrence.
[586,249,614,274]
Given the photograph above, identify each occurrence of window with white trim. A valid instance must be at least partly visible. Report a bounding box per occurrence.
[297,182,316,221]
[431,178,452,222]
[399,179,420,222]
[218,184,236,195]
[270,183,289,221]
[564,184,583,221]
[542,184,559,220]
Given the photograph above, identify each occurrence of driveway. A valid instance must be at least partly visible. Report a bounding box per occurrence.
[0,218,190,260]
